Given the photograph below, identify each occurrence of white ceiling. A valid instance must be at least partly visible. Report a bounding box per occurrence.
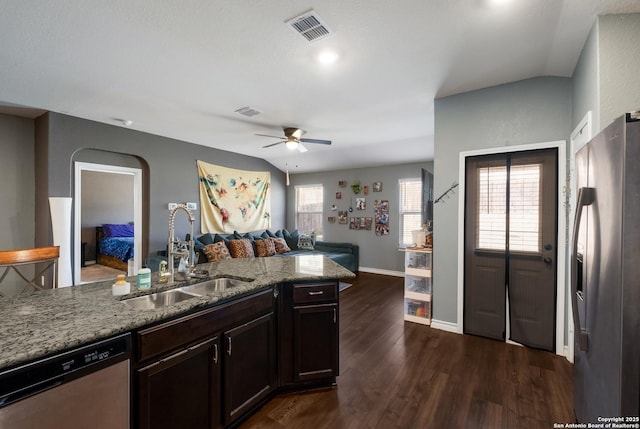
[1,1,639,173]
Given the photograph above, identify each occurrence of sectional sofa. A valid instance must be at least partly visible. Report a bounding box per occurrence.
[190,229,359,273]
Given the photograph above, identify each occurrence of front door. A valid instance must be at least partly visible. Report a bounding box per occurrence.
[464,148,558,351]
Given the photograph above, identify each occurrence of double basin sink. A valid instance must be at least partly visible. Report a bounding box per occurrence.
[121,277,252,310]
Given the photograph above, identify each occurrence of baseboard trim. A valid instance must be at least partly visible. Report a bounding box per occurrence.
[358,267,405,277]
[564,345,573,363]
[430,319,462,334]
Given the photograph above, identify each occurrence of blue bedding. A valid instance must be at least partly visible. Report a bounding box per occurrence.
[98,237,134,262]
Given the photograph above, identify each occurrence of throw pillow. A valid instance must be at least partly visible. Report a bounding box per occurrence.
[254,238,276,257]
[214,234,231,244]
[271,237,291,254]
[297,234,314,250]
[202,242,232,262]
[282,228,300,250]
[234,231,258,242]
[197,233,215,245]
[102,223,134,237]
[227,238,255,258]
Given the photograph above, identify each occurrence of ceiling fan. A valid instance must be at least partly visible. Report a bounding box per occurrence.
[256,127,332,152]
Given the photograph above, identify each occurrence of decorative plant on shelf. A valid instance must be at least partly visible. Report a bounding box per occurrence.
[351,180,361,194]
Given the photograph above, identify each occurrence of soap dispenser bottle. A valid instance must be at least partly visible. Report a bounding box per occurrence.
[137,261,151,289]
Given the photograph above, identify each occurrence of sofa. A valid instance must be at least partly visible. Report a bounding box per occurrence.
[189,229,359,273]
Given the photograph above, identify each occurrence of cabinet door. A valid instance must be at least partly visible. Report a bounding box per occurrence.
[223,312,276,426]
[293,303,338,382]
[137,337,220,429]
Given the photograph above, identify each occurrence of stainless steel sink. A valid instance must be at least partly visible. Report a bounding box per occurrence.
[181,277,251,295]
[121,289,199,310]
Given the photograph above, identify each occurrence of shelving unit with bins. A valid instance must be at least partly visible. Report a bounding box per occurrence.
[403,247,432,325]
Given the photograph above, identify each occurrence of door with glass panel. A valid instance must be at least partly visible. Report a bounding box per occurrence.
[464,149,557,352]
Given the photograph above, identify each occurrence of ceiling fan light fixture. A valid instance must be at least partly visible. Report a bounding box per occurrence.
[285,140,299,150]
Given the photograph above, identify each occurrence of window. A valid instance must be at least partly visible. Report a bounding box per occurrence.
[477,166,507,250]
[295,184,323,239]
[399,178,422,246]
[477,164,541,252]
[508,164,541,252]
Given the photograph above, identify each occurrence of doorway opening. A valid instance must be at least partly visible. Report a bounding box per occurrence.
[74,162,142,284]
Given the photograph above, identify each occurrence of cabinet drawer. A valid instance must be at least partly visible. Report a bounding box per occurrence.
[293,282,337,304]
[136,287,273,363]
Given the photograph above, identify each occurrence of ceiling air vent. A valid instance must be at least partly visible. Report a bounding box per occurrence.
[286,10,333,42]
[235,106,261,117]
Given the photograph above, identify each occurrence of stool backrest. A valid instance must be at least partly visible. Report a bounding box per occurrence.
[0,246,60,297]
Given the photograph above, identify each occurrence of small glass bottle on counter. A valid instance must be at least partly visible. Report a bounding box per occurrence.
[112,274,131,296]
[158,260,170,283]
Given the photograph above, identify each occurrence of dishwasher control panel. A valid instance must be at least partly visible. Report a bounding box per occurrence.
[0,333,131,408]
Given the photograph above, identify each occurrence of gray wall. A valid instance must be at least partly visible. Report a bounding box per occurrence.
[0,114,34,250]
[433,76,572,324]
[32,112,286,260]
[572,13,640,134]
[598,13,640,130]
[571,22,600,133]
[288,161,433,273]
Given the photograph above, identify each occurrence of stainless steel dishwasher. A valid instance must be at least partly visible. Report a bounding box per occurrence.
[0,332,131,429]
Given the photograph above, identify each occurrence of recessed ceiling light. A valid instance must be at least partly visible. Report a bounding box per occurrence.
[488,0,511,6]
[318,50,338,64]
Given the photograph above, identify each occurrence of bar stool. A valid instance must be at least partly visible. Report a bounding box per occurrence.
[0,246,60,297]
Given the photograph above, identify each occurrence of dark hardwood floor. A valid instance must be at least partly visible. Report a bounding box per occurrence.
[241,272,574,428]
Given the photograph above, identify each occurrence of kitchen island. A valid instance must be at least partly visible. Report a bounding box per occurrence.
[0,255,354,428]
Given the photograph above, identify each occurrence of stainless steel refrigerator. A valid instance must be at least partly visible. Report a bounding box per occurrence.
[572,111,640,422]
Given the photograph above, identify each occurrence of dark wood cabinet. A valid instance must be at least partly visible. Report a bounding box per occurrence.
[137,337,220,429]
[133,282,338,428]
[280,281,339,388]
[134,287,276,429]
[293,303,338,382]
[222,311,277,426]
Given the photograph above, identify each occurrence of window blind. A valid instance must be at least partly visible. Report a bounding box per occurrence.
[476,164,541,252]
[399,178,422,246]
[509,164,541,252]
[295,184,323,237]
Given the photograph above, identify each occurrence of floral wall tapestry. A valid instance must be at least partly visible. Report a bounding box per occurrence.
[197,160,271,233]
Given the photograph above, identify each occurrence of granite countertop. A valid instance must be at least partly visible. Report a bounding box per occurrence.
[0,255,354,371]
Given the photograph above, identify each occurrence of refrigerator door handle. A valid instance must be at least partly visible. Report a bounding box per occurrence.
[571,187,595,352]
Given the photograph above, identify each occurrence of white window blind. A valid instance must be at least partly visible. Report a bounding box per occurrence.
[295,184,323,239]
[509,164,541,252]
[477,164,541,252]
[478,166,507,250]
[399,178,422,246]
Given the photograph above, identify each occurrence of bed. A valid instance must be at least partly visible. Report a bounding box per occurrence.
[96,224,135,271]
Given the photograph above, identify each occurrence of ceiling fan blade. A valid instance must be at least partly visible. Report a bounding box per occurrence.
[300,138,332,145]
[298,142,308,153]
[262,141,286,148]
[255,133,285,139]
